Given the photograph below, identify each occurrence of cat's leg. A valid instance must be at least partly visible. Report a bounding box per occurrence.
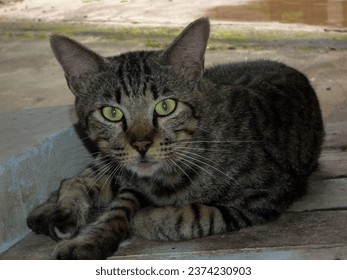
[51,189,146,259]
[27,166,116,240]
[131,203,281,241]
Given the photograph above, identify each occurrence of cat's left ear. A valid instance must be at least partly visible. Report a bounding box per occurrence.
[163,18,210,78]
[50,35,105,93]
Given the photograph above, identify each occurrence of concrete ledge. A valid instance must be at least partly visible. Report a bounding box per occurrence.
[0,106,92,253]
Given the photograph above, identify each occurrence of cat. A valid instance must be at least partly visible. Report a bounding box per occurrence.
[27,18,324,259]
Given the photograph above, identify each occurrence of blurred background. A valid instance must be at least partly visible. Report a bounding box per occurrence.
[0,0,347,117]
[1,0,346,27]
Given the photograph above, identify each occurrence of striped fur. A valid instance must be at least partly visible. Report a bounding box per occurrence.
[27,18,324,259]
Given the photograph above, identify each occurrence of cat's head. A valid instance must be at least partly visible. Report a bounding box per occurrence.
[50,18,210,177]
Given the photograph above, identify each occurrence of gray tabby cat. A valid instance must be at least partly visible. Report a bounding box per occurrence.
[27,18,324,259]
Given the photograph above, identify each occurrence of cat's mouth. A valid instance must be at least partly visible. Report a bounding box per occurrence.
[127,157,161,177]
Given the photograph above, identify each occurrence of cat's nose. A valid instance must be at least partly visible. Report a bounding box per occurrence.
[131,140,152,156]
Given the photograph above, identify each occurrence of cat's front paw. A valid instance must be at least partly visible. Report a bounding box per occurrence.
[27,202,85,240]
[27,201,56,236]
[52,236,118,260]
[52,238,104,260]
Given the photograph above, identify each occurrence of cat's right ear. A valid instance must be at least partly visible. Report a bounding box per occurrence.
[50,35,105,92]
[163,18,210,78]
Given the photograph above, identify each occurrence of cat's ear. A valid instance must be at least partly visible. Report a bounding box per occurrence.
[163,18,210,78]
[50,35,104,88]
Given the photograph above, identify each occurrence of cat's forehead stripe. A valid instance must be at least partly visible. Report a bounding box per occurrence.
[115,88,121,104]
[150,83,158,100]
[116,59,129,97]
[115,53,153,99]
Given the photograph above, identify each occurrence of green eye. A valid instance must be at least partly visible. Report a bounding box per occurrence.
[101,106,124,122]
[155,98,177,116]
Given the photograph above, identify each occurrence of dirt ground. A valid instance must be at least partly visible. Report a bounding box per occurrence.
[0,0,319,29]
[0,0,347,118]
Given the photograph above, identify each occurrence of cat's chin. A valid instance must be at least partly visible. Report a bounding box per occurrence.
[127,161,161,178]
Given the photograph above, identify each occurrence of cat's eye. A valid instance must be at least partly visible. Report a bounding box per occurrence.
[155,98,177,117]
[101,106,124,122]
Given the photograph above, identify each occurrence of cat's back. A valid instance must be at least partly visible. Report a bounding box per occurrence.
[203,60,324,176]
[204,60,321,122]
[204,60,306,89]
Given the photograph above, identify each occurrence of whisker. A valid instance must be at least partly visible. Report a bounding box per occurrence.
[177,149,225,167]
[179,157,214,178]
[174,157,202,179]
[174,146,231,153]
[176,150,239,186]
[84,161,115,197]
[81,157,114,179]
[89,161,114,182]
[167,158,193,185]
[96,163,123,210]
[176,140,260,144]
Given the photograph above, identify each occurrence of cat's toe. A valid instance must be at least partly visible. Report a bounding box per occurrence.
[49,207,80,240]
